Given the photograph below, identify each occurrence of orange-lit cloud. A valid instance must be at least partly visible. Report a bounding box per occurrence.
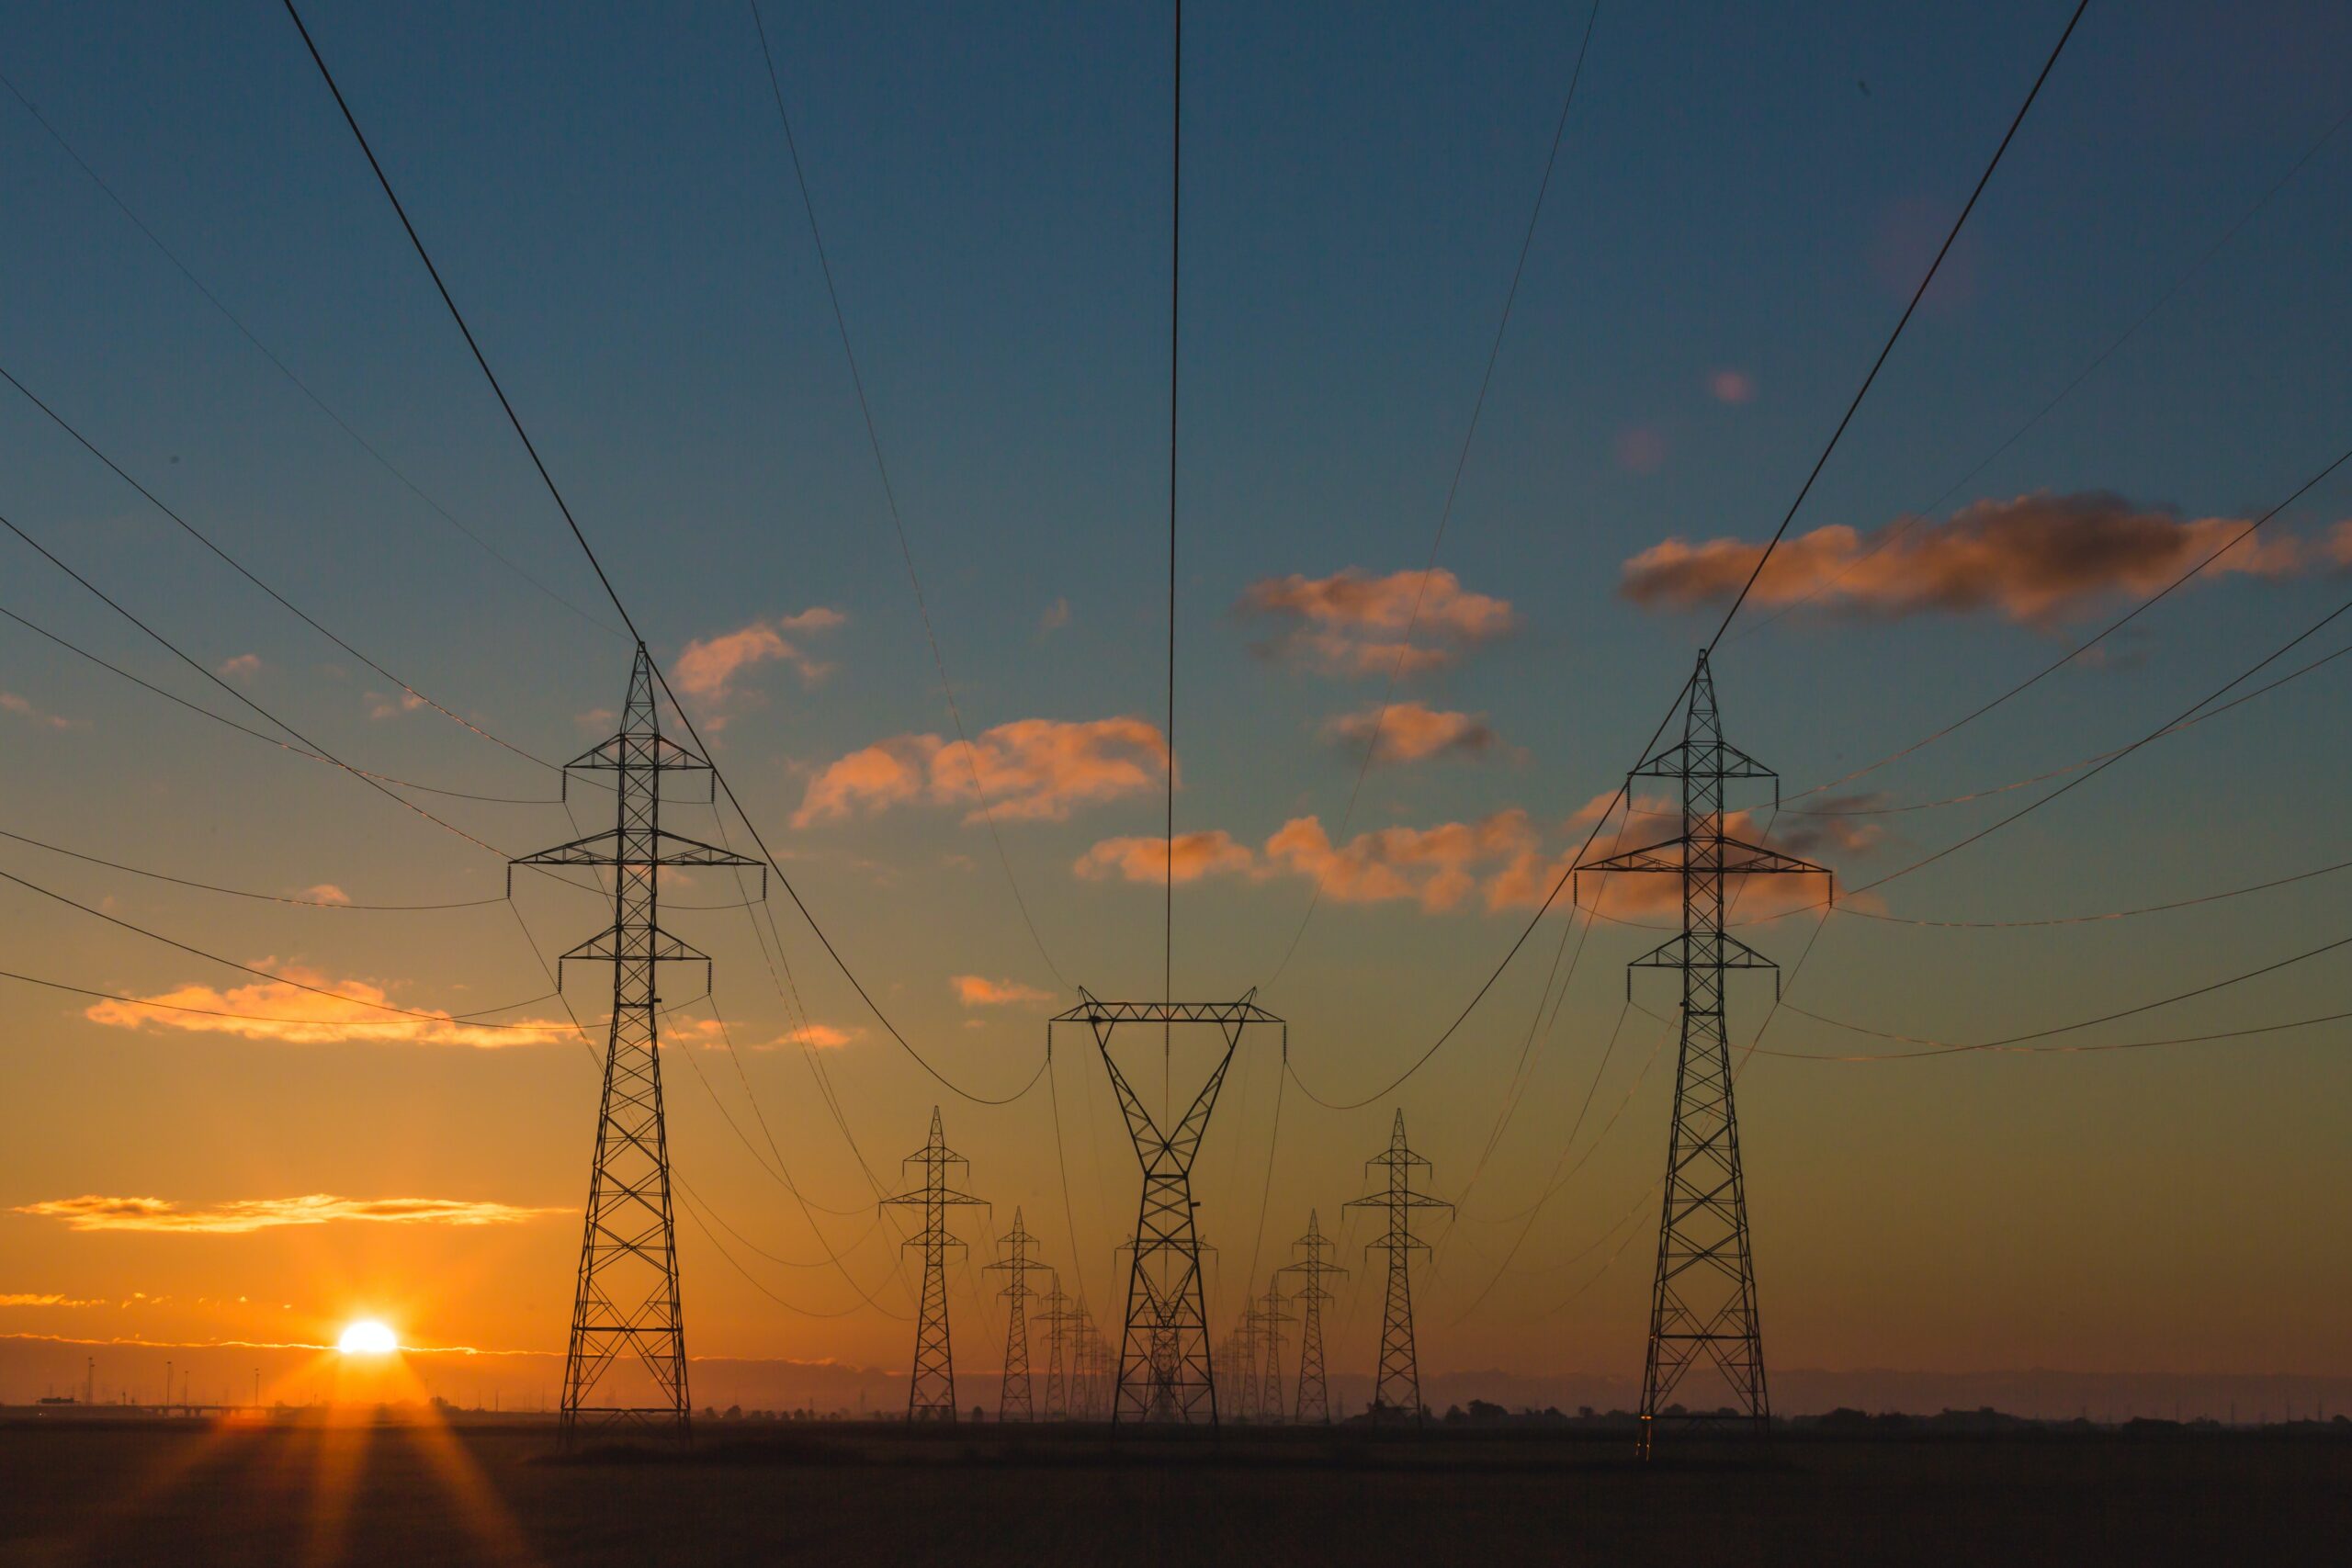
[1622,491,2306,627]
[81,966,575,1049]
[1263,810,1539,911]
[0,1292,102,1307]
[1708,368,1756,404]
[951,976,1053,1007]
[366,690,426,720]
[215,653,263,682]
[673,609,845,702]
[0,691,80,730]
[1323,701,1497,763]
[1238,568,1516,677]
[300,885,352,906]
[14,1194,564,1235]
[794,716,1169,827]
[1073,830,1256,886]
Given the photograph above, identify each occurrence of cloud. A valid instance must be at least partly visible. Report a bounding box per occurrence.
[1238,568,1516,678]
[794,716,1169,828]
[366,690,426,720]
[674,612,843,703]
[80,964,575,1049]
[1621,491,2306,628]
[0,692,80,730]
[215,654,263,682]
[1708,368,1756,404]
[0,1293,102,1307]
[1038,598,1070,634]
[783,1022,859,1049]
[1615,425,1668,473]
[1323,701,1497,763]
[1263,810,1540,912]
[299,885,351,907]
[14,1194,564,1235]
[951,976,1053,1008]
[1074,830,1256,886]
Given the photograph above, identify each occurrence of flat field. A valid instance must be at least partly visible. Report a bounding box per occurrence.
[1,1417,2346,1566]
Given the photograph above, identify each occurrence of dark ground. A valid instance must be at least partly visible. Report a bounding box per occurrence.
[3,1416,2347,1566]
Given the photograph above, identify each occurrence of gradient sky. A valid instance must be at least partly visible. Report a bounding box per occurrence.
[2,0,2350,1413]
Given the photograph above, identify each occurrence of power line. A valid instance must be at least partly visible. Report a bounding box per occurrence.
[1728,96,2352,645]
[0,64,626,643]
[0,598,564,805]
[0,965,553,1031]
[0,508,505,855]
[1264,0,1602,991]
[741,0,1069,991]
[0,825,503,910]
[1284,0,2085,1112]
[0,862,556,1028]
[0,357,555,773]
[1703,0,2090,649]
[1166,0,1182,1122]
[282,0,1044,1107]
[1763,1004,2352,1063]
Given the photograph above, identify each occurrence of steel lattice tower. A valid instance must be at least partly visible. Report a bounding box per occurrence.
[1230,1308,1260,1422]
[1255,1283,1293,1424]
[1576,649,1828,1455]
[1345,1111,1452,1425]
[513,644,763,1447]
[1281,1211,1345,1425]
[880,1107,988,1422]
[1050,989,1283,1426]
[986,1210,1046,1422]
[1037,1283,1077,1420]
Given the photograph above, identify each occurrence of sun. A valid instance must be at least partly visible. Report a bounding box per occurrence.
[336,1319,399,1355]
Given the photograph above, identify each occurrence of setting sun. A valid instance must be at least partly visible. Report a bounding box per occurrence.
[336,1320,399,1355]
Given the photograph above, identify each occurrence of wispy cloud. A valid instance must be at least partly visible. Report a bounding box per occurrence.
[215,653,264,682]
[0,691,82,730]
[1622,491,2306,628]
[0,1292,103,1307]
[673,610,845,707]
[1238,568,1515,678]
[1322,701,1498,763]
[795,716,1169,828]
[14,1194,565,1235]
[80,964,575,1049]
[1073,830,1256,886]
[951,976,1053,1008]
[366,690,426,720]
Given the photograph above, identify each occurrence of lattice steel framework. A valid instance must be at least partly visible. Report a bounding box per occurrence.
[1281,1211,1345,1425]
[1577,649,1828,1456]
[1037,1282,1077,1421]
[513,644,763,1447]
[1049,989,1283,1425]
[880,1107,988,1422]
[1345,1111,1451,1425]
[986,1209,1046,1422]
[1254,1283,1293,1424]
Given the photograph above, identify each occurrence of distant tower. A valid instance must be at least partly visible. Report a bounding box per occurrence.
[986,1210,1046,1422]
[1037,1283,1078,1420]
[1345,1111,1453,1424]
[880,1107,989,1422]
[1282,1211,1345,1425]
[514,644,763,1445]
[1231,1305,1261,1422]
[1576,649,1828,1456]
[1256,1283,1294,1424]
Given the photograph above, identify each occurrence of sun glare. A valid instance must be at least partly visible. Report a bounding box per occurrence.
[337,1319,399,1355]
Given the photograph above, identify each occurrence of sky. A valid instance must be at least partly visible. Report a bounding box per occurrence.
[1,0,2350,1417]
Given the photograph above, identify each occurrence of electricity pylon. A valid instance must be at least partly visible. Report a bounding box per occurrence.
[1576,648,1829,1456]
[1231,1308,1261,1422]
[1281,1211,1345,1424]
[1050,989,1283,1425]
[880,1107,989,1422]
[1345,1111,1452,1425]
[1256,1283,1294,1424]
[1038,1283,1078,1420]
[514,643,763,1446]
[986,1210,1046,1422]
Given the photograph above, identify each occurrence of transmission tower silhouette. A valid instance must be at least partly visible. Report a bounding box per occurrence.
[513,644,763,1446]
[1576,648,1829,1455]
[880,1107,989,1422]
[1050,988,1283,1425]
[1281,1211,1345,1425]
[1345,1111,1452,1425]
[986,1209,1046,1422]
[1255,1282,1293,1424]
[1037,1281,1078,1421]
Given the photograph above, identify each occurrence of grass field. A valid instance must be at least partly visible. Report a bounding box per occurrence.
[2,1416,2346,1565]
